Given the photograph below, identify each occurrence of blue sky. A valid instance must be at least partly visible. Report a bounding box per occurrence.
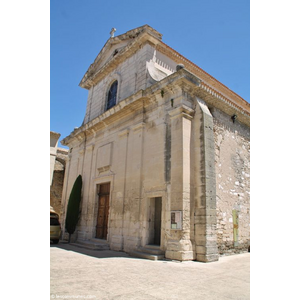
[50,0,249,148]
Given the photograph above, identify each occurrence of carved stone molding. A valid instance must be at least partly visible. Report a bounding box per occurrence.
[168,105,194,120]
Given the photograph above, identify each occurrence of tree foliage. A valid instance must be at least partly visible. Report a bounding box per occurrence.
[65,175,82,241]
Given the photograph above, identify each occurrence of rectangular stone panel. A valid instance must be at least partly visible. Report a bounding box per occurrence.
[96,143,112,171]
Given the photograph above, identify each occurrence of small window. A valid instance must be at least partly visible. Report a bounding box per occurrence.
[106,81,118,110]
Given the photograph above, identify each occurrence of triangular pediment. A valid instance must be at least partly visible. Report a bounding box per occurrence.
[79,25,162,88]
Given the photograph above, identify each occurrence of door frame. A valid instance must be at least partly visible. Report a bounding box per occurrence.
[140,192,166,249]
[147,196,162,246]
[95,182,110,240]
[93,175,114,242]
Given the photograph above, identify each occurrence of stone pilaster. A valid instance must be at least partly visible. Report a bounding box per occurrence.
[194,98,219,262]
[165,105,194,261]
[78,143,95,240]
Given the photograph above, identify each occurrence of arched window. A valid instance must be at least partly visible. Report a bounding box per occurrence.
[106,81,118,110]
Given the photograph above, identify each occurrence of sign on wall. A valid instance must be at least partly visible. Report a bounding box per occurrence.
[171,211,182,230]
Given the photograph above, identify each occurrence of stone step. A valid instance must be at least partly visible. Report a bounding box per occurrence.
[138,245,164,255]
[71,239,110,251]
[129,251,165,261]
[89,238,110,245]
[143,244,162,250]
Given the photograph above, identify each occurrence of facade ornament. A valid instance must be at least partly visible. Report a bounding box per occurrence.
[110,28,116,38]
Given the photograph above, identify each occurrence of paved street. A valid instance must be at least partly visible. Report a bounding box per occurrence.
[50,243,250,300]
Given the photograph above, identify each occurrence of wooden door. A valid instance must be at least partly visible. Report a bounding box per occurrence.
[154,197,162,245]
[95,183,110,239]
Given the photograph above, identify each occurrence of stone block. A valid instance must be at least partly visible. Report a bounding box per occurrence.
[166,238,193,252]
[196,245,218,255]
[165,250,194,261]
[194,215,217,225]
[195,236,217,246]
[196,253,219,262]
[194,224,216,235]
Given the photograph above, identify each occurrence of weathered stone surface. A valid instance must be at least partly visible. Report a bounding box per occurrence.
[50,131,60,185]
[50,147,68,215]
[59,25,250,261]
[212,108,250,255]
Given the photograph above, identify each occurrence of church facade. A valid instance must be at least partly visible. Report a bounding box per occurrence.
[60,25,250,262]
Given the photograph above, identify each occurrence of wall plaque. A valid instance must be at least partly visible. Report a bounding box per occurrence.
[171,211,182,230]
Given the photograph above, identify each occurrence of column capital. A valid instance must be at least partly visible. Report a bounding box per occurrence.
[86,144,95,152]
[168,105,194,120]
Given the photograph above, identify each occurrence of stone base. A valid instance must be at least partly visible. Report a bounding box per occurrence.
[124,236,141,252]
[196,253,219,262]
[109,235,123,251]
[165,239,193,261]
[195,244,219,262]
[62,231,78,243]
[165,250,194,261]
[217,241,250,256]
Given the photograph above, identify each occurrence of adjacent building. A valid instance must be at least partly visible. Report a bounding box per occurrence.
[50,145,69,216]
[50,131,61,186]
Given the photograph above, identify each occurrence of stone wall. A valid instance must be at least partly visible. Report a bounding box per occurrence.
[61,102,167,249]
[60,25,250,261]
[83,43,154,124]
[50,131,60,185]
[61,82,250,260]
[50,148,68,216]
[50,162,65,215]
[60,41,250,260]
[82,44,178,126]
[212,108,250,255]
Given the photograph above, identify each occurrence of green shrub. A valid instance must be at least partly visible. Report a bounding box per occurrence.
[65,175,82,242]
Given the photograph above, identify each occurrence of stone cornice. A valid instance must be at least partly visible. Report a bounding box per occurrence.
[62,68,249,147]
[141,68,249,126]
[194,82,249,127]
[132,122,145,132]
[156,41,250,115]
[79,26,161,89]
[50,131,61,139]
[147,69,250,127]
[61,91,148,146]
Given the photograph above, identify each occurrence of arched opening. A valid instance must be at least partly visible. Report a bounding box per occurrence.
[106,80,118,110]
